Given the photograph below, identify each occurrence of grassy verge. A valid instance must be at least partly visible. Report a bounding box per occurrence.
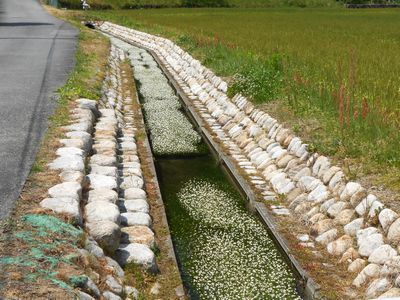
[0,6,185,297]
[84,7,400,204]
[0,7,109,298]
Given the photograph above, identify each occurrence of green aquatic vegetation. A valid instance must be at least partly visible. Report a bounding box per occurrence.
[117,38,204,157]
[157,157,299,299]
[177,180,300,299]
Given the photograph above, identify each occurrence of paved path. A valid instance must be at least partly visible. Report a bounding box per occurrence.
[0,0,77,219]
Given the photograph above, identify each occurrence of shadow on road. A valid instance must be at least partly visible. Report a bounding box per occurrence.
[0,22,54,27]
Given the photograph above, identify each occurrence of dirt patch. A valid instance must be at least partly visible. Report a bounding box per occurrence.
[276,216,362,299]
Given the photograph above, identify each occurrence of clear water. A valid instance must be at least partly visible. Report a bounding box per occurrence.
[156,157,300,300]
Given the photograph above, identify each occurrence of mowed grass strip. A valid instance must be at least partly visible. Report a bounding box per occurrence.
[86,7,400,190]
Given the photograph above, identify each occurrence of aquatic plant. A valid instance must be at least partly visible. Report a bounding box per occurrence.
[177,180,300,299]
[130,48,202,156]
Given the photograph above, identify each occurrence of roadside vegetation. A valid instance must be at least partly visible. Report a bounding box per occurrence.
[0,7,109,298]
[82,7,400,197]
[1,6,184,298]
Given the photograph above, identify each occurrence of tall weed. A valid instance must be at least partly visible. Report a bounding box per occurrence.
[229,54,284,103]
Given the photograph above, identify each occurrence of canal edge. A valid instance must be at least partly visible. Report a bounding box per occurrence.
[124,48,187,298]
[120,37,320,299]
[96,26,320,299]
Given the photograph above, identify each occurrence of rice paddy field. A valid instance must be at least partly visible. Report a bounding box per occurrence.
[85,7,400,192]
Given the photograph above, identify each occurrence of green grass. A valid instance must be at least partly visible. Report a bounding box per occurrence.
[86,7,400,186]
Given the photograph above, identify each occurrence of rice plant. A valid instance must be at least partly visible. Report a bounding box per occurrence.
[90,8,400,181]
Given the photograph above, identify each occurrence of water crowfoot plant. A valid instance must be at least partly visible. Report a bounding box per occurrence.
[125,42,203,156]
[109,37,298,299]
[177,180,300,300]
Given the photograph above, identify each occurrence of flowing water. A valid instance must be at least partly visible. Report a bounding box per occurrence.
[110,36,300,300]
[157,157,300,299]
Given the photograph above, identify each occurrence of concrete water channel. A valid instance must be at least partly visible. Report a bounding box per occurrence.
[109,36,302,299]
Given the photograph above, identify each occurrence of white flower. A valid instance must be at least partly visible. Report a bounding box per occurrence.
[130,47,202,156]
[176,180,300,300]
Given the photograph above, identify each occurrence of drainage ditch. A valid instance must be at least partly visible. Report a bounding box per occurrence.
[110,36,301,299]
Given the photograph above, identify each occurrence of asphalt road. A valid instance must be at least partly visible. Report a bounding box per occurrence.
[0,0,77,219]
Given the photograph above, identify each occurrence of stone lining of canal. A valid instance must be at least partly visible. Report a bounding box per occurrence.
[110,36,301,299]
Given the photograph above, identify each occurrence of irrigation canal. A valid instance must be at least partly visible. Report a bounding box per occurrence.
[110,36,301,300]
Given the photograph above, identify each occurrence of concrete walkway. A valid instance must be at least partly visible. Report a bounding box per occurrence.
[0,0,77,219]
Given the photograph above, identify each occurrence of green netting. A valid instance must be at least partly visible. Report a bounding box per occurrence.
[22,214,81,238]
[0,214,84,292]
